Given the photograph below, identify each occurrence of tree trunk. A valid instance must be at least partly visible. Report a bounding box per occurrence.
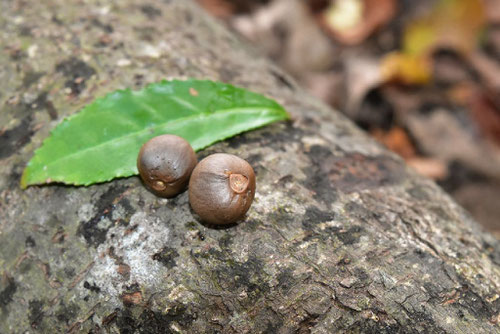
[1,1,499,333]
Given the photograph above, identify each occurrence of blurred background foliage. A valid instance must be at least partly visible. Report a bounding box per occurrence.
[197,0,500,236]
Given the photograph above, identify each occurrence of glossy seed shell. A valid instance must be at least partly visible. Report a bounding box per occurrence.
[189,153,256,225]
[137,134,197,198]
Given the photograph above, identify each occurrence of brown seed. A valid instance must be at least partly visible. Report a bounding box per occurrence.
[137,134,197,198]
[188,153,256,225]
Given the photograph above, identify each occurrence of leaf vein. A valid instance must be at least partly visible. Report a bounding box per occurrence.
[40,106,283,169]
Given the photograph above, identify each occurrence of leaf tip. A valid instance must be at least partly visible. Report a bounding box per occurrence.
[284,110,291,120]
[20,168,29,189]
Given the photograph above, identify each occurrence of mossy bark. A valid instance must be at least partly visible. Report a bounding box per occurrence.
[1,1,499,333]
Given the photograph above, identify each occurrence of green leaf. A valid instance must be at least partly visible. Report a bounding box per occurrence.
[21,79,289,188]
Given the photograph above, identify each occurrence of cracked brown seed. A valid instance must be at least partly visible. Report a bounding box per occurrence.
[188,153,256,225]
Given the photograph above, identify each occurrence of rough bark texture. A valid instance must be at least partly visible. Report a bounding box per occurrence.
[1,1,500,333]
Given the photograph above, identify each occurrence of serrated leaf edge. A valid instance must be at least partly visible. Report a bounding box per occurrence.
[21,80,289,188]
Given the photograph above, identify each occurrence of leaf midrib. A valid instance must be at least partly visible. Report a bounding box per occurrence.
[38,105,283,169]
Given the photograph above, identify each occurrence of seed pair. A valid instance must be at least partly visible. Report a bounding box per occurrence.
[137,134,255,225]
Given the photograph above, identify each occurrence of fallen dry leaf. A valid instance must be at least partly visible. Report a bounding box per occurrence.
[469,91,500,146]
[381,0,486,85]
[380,52,432,85]
[196,0,268,18]
[319,0,397,45]
[196,0,234,18]
[404,0,485,55]
[344,56,383,112]
[466,51,500,94]
[447,81,500,146]
[371,127,416,159]
[232,0,336,75]
[406,108,500,181]
[407,157,448,180]
[483,0,500,23]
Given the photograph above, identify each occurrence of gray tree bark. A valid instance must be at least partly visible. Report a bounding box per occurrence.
[1,0,500,333]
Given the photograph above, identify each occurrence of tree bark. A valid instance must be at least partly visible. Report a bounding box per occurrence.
[1,1,499,333]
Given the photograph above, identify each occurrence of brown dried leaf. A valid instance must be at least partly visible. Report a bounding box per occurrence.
[406,109,500,181]
[380,52,432,85]
[196,0,236,18]
[469,92,500,146]
[483,0,500,23]
[407,157,448,180]
[381,0,486,85]
[319,0,397,45]
[371,127,416,160]
[404,0,485,55]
